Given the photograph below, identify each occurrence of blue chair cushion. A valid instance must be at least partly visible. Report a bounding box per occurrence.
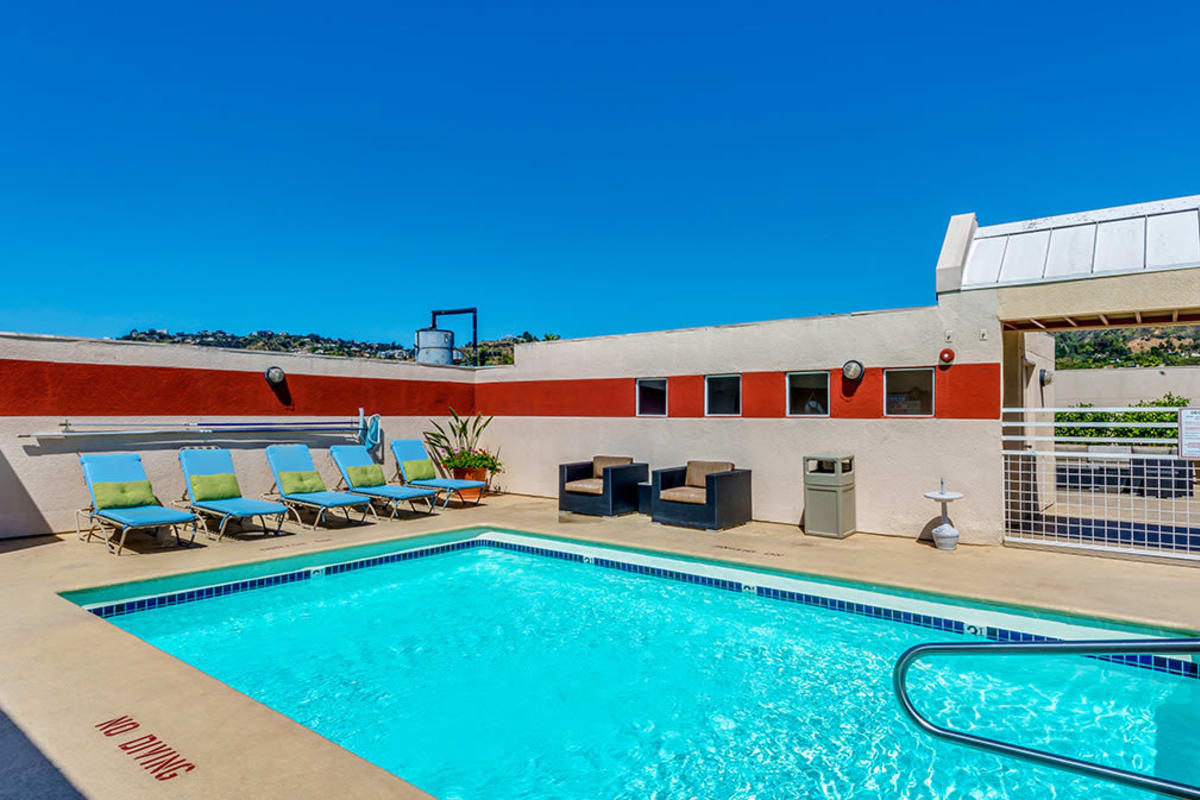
[283,491,371,507]
[412,478,487,491]
[265,444,319,473]
[96,506,195,528]
[194,498,288,518]
[353,485,437,502]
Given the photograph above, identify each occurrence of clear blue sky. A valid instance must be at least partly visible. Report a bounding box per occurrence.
[3,1,1198,346]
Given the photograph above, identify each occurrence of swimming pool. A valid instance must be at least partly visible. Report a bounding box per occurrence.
[68,529,1200,799]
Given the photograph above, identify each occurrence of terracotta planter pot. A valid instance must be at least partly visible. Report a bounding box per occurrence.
[451,467,488,502]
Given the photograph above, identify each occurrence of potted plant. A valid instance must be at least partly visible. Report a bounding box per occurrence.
[424,408,503,501]
[439,447,502,501]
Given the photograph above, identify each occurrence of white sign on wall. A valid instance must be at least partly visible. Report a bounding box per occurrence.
[1180,408,1200,460]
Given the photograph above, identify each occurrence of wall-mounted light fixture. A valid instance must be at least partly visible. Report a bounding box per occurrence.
[1039,368,1053,387]
[265,366,286,385]
[841,360,864,382]
[939,348,955,364]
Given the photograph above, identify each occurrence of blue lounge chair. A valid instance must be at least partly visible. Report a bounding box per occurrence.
[178,448,289,540]
[390,439,487,508]
[329,445,438,518]
[77,453,196,555]
[264,444,375,529]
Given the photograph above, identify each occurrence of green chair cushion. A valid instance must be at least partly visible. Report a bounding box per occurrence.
[278,470,326,495]
[346,464,386,488]
[190,472,242,502]
[403,459,437,481]
[93,480,156,510]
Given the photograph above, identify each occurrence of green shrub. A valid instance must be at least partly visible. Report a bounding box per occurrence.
[1054,392,1189,441]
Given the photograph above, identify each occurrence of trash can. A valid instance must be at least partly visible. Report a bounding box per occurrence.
[802,454,855,538]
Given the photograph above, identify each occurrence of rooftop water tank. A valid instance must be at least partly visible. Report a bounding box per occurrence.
[415,327,454,365]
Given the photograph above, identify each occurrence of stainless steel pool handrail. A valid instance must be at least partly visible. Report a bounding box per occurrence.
[893,637,1200,799]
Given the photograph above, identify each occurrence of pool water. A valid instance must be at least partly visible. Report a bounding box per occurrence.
[111,546,1199,799]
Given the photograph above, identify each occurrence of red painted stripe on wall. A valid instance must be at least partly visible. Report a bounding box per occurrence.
[475,378,634,417]
[0,359,475,417]
[0,358,1001,419]
[933,362,1001,419]
[742,372,786,418]
[667,375,705,417]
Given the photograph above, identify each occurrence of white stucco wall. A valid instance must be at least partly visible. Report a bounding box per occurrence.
[1055,365,1200,407]
[0,414,443,538]
[479,291,1001,382]
[480,290,1006,543]
[490,416,1001,543]
[0,287,1007,543]
[0,332,472,537]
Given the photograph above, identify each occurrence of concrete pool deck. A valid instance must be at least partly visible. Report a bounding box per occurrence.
[2,494,1199,799]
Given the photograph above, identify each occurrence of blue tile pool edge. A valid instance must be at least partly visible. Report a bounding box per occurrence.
[80,533,1200,681]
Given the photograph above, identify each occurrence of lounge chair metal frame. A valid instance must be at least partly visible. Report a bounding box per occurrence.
[76,453,197,556]
[389,439,488,509]
[263,444,377,531]
[332,476,436,518]
[73,504,196,557]
[264,485,378,530]
[175,495,286,541]
[390,464,484,508]
[176,448,288,542]
[328,445,438,518]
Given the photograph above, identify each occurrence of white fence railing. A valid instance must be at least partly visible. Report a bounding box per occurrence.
[1001,407,1200,560]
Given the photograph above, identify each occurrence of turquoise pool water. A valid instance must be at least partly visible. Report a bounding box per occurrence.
[109,545,1199,799]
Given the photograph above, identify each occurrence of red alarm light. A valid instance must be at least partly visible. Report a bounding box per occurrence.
[939,348,955,363]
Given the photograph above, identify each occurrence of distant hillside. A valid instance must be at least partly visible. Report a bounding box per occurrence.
[1056,326,1200,369]
[117,328,559,366]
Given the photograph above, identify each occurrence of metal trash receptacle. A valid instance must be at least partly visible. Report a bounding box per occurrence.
[802,454,856,538]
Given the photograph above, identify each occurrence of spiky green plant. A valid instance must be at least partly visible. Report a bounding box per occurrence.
[424,407,497,463]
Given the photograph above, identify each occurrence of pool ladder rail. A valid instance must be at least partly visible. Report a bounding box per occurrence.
[893,637,1200,799]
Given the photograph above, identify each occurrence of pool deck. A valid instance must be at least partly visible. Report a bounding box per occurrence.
[2,493,1199,799]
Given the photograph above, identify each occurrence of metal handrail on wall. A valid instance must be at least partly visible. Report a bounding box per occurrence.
[17,411,368,440]
[893,638,1200,799]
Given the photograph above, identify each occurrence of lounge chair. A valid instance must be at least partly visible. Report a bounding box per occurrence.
[178,448,289,540]
[651,460,752,530]
[389,439,487,508]
[329,445,438,517]
[559,456,648,516]
[264,444,375,529]
[76,453,196,555]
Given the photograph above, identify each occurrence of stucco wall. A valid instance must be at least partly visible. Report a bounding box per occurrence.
[490,416,1001,544]
[0,414,442,537]
[0,333,473,537]
[1056,365,1200,407]
[482,290,1006,543]
[482,291,1001,382]
[0,288,1007,543]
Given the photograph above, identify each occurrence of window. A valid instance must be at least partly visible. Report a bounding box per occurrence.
[636,378,668,416]
[884,368,934,416]
[787,372,829,416]
[705,374,741,416]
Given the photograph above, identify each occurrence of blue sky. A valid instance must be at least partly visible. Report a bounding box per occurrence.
[2,1,1198,345]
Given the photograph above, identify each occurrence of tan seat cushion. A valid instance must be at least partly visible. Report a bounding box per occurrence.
[564,478,604,495]
[593,455,633,478]
[660,486,707,505]
[685,460,734,488]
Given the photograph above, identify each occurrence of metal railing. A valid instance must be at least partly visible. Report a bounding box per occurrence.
[1001,406,1199,559]
[893,637,1200,799]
